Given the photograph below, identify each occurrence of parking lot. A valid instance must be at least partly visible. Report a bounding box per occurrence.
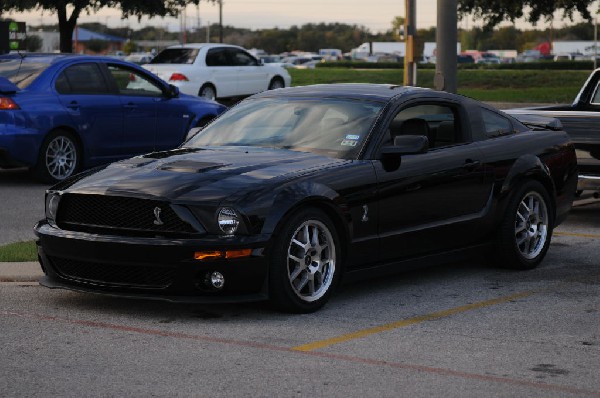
[1,168,599,397]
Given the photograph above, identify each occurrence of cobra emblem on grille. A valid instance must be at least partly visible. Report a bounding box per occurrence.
[153,207,164,226]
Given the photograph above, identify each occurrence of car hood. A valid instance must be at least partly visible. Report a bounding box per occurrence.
[59,147,348,204]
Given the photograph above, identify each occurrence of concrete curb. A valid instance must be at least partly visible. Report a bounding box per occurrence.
[0,261,42,282]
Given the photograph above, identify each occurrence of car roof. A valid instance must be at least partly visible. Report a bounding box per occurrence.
[0,52,85,63]
[252,83,433,102]
[0,53,139,65]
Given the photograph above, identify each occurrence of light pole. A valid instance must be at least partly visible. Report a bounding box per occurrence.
[434,0,457,93]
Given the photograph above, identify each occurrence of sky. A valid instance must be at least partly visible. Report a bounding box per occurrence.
[1,0,596,34]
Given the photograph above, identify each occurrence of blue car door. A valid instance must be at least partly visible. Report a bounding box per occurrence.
[54,62,124,166]
[105,64,159,156]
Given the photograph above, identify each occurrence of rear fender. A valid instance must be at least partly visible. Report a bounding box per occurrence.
[496,154,556,226]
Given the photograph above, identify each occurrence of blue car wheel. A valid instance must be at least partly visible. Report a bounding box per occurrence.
[35,131,80,183]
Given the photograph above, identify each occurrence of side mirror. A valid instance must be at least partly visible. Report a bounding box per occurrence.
[167,84,180,98]
[380,135,429,172]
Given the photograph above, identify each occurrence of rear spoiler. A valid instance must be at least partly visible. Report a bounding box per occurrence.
[504,110,563,131]
[0,77,20,94]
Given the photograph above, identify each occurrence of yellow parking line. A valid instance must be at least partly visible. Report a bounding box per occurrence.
[292,291,535,352]
[554,231,600,239]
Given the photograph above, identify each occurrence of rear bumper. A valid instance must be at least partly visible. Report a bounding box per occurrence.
[578,174,600,191]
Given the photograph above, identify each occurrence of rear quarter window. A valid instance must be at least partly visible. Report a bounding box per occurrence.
[150,48,199,64]
[481,108,513,138]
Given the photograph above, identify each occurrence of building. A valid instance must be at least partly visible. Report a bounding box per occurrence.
[28,27,125,54]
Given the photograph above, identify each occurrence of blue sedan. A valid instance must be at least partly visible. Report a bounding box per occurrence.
[0,53,226,182]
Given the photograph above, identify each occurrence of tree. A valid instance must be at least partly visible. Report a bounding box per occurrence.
[0,1,213,53]
[24,34,42,52]
[458,0,596,27]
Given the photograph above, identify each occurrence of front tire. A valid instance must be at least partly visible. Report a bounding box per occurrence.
[494,181,553,270]
[34,130,80,184]
[268,77,285,90]
[269,208,341,313]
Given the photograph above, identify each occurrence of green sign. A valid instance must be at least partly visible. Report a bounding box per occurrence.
[0,21,26,54]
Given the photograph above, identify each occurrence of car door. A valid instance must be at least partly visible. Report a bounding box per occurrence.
[54,62,124,166]
[105,63,163,156]
[204,47,238,98]
[372,100,493,261]
[227,47,266,95]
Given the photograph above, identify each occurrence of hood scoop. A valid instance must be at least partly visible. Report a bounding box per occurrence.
[158,160,225,173]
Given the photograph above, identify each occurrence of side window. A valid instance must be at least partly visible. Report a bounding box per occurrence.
[591,81,600,104]
[206,48,230,66]
[388,104,459,148]
[481,108,513,138]
[55,63,109,94]
[229,48,258,66]
[107,65,163,97]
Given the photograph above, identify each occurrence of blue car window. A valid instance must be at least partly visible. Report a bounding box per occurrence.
[55,63,109,95]
[107,65,163,97]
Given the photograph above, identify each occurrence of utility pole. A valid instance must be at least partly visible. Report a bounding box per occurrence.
[434,0,457,93]
[403,0,417,86]
[219,0,223,43]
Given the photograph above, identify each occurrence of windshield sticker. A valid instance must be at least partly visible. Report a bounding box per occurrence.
[345,134,360,140]
[341,139,358,147]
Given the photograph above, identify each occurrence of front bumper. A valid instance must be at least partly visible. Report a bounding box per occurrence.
[35,221,271,303]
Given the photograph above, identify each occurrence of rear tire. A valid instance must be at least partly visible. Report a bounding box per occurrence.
[269,208,341,313]
[34,130,80,184]
[494,180,553,270]
[199,84,216,101]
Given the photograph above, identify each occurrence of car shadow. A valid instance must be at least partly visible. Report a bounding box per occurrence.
[0,167,48,187]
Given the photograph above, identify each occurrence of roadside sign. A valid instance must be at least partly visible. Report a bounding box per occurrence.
[0,21,26,54]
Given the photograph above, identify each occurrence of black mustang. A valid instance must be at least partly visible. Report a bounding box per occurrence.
[35,84,578,313]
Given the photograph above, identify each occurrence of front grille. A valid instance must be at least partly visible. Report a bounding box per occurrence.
[56,194,197,236]
[50,256,175,289]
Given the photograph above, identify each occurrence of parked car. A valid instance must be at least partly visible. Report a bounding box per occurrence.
[124,52,154,65]
[0,53,226,183]
[144,43,292,101]
[507,68,600,195]
[457,54,475,64]
[35,84,577,313]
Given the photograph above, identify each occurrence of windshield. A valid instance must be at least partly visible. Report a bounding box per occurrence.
[150,48,199,64]
[185,97,384,159]
[0,59,50,88]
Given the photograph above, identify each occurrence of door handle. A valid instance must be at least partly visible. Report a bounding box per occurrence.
[462,159,481,170]
[66,101,79,111]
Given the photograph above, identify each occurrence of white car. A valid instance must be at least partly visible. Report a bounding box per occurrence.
[143,43,292,101]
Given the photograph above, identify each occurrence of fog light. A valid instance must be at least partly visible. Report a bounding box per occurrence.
[210,271,225,289]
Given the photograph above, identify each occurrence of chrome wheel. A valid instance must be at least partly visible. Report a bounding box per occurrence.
[45,135,77,181]
[514,191,548,260]
[287,219,336,302]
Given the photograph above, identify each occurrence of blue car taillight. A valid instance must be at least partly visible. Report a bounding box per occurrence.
[0,97,19,110]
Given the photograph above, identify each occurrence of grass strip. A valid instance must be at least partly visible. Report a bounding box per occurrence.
[288,68,588,103]
[0,241,37,262]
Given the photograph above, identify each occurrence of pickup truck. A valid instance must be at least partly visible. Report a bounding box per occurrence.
[507,70,600,195]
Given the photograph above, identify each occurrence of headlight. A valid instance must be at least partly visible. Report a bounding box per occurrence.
[217,207,240,235]
[45,193,61,224]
